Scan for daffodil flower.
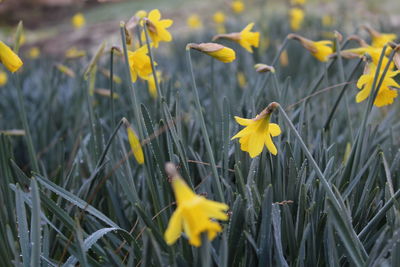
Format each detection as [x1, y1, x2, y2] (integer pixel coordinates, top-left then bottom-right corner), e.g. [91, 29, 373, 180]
[231, 102, 281, 158]
[341, 46, 393, 67]
[142, 9, 173, 48]
[356, 63, 399, 107]
[0, 70, 7, 86]
[164, 163, 229, 247]
[72, 13, 85, 29]
[289, 8, 304, 31]
[188, 43, 236, 63]
[213, 23, 260, 53]
[126, 126, 144, 164]
[0, 40, 23, 72]
[187, 14, 203, 29]
[231, 1, 245, 14]
[144, 71, 162, 99]
[65, 47, 86, 59]
[288, 34, 333, 62]
[362, 25, 397, 48]
[128, 44, 155, 82]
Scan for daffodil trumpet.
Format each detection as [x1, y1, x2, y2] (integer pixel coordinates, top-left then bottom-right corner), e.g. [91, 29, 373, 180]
[187, 42, 236, 63]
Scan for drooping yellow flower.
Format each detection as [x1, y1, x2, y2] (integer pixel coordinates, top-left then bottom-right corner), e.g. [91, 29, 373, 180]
[213, 23, 259, 53]
[65, 47, 86, 59]
[71, 13, 86, 29]
[341, 46, 393, 67]
[144, 71, 162, 99]
[289, 8, 304, 31]
[28, 47, 40, 59]
[213, 11, 225, 24]
[187, 14, 203, 29]
[231, 1, 245, 14]
[187, 43, 236, 63]
[141, 9, 173, 48]
[231, 103, 281, 157]
[0, 40, 23, 72]
[362, 25, 397, 48]
[0, 70, 7, 86]
[356, 63, 399, 107]
[288, 34, 333, 62]
[127, 45, 155, 82]
[126, 126, 144, 164]
[237, 71, 247, 88]
[164, 163, 229, 247]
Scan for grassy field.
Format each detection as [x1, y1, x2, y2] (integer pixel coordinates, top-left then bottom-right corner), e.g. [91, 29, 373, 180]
[1, 0, 400, 266]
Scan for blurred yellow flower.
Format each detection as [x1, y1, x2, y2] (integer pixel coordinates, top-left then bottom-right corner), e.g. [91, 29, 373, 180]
[362, 25, 397, 48]
[232, 103, 281, 157]
[231, 1, 245, 14]
[188, 43, 236, 63]
[127, 126, 144, 164]
[164, 163, 229, 247]
[0, 40, 23, 72]
[72, 13, 86, 29]
[65, 47, 86, 59]
[322, 15, 334, 27]
[187, 14, 203, 29]
[290, 0, 306, 5]
[0, 70, 7, 86]
[237, 71, 247, 88]
[341, 46, 393, 67]
[56, 64, 75, 78]
[142, 9, 173, 48]
[144, 71, 162, 99]
[288, 34, 333, 62]
[135, 10, 147, 19]
[28, 47, 40, 59]
[213, 11, 225, 24]
[213, 23, 259, 53]
[289, 8, 304, 31]
[280, 49, 289, 66]
[356, 63, 399, 107]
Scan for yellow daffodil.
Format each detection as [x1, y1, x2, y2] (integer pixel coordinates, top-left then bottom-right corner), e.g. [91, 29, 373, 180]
[231, 102, 281, 157]
[187, 14, 203, 29]
[127, 45, 155, 82]
[135, 10, 147, 19]
[144, 71, 162, 99]
[72, 13, 86, 29]
[341, 46, 393, 67]
[213, 11, 225, 24]
[188, 43, 236, 63]
[164, 163, 229, 247]
[0, 40, 23, 72]
[28, 47, 40, 59]
[288, 34, 333, 62]
[362, 25, 397, 48]
[0, 70, 7, 86]
[65, 47, 86, 59]
[289, 8, 304, 31]
[237, 71, 247, 88]
[231, 1, 245, 14]
[142, 9, 173, 48]
[356, 63, 399, 107]
[126, 125, 144, 164]
[213, 23, 259, 53]
[280, 49, 289, 66]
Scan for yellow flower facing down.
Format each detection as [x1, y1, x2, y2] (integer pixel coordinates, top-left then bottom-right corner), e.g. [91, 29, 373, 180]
[28, 47, 40, 59]
[123, 120, 145, 165]
[288, 34, 333, 62]
[356, 63, 399, 107]
[362, 25, 397, 48]
[0, 71, 7, 86]
[142, 9, 173, 48]
[164, 163, 229, 247]
[231, 1, 245, 14]
[213, 11, 225, 24]
[0, 41, 23, 72]
[341, 46, 393, 67]
[188, 43, 236, 63]
[65, 47, 86, 59]
[72, 13, 86, 29]
[128, 45, 155, 82]
[187, 14, 203, 29]
[232, 102, 281, 157]
[213, 23, 260, 53]
[289, 8, 304, 31]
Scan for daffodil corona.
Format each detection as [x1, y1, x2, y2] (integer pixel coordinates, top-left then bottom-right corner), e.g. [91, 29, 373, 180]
[232, 102, 281, 157]
[356, 63, 399, 107]
[213, 23, 260, 53]
[164, 163, 229, 247]
[142, 9, 173, 48]
[0, 41, 23, 72]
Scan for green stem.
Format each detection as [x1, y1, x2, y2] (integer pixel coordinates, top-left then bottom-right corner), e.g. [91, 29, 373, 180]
[109, 48, 115, 130]
[186, 48, 225, 202]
